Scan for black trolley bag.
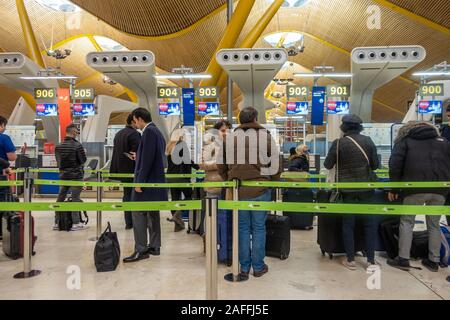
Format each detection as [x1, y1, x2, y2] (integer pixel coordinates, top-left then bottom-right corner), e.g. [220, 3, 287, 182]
[266, 188, 291, 261]
[94, 222, 120, 272]
[316, 190, 364, 259]
[187, 187, 205, 234]
[57, 197, 88, 232]
[2, 192, 37, 259]
[282, 188, 314, 230]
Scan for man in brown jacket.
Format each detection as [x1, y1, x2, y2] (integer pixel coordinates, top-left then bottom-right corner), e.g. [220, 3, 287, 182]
[218, 107, 281, 281]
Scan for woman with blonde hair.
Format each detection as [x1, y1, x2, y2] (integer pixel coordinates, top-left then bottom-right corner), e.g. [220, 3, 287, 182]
[166, 128, 199, 232]
[288, 144, 310, 172]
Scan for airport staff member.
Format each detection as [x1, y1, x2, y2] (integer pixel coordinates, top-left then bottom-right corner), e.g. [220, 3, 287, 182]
[123, 108, 167, 263]
[54, 124, 88, 231]
[110, 113, 141, 229]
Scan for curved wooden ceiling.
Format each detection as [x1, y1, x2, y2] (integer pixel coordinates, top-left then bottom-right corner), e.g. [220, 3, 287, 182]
[0, 0, 448, 124]
[71, 0, 227, 36]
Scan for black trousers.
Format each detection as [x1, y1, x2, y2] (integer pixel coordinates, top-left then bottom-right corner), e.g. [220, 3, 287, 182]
[123, 187, 133, 227]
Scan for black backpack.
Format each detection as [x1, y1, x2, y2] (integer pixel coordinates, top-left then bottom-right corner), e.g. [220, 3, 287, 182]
[94, 222, 121, 272]
[58, 212, 73, 231]
[57, 198, 89, 232]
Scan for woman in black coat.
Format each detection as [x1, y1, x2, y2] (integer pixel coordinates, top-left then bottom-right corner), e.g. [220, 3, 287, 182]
[288, 145, 310, 172]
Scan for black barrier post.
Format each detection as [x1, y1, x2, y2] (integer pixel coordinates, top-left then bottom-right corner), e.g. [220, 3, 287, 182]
[89, 171, 103, 241]
[14, 168, 41, 279]
[205, 197, 218, 300]
[224, 179, 240, 282]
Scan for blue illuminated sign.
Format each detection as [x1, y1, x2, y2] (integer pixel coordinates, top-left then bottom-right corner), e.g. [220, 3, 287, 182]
[311, 87, 326, 125]
[182, 88, 195, 126]
[36, 103, 58, 117]
[286, 101, 309, 115]
[159, 102, 181, 116]
[418, 100, 442, 114]
[72, 103, 95, 116]
[327, 101, 350, 115]
[198, 102, 220, 116]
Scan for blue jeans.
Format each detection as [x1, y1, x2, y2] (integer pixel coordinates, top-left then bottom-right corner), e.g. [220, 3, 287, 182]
[238, 189, 272, 273]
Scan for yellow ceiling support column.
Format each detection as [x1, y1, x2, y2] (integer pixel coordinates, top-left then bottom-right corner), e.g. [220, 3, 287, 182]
[16, 90, 36, 109]
[15, 0, 44, 109]
[216, 0, 285, 88]
[87, 35, 103, 52]
[15, 0, 45, 68]
[200, 0, 256, 87]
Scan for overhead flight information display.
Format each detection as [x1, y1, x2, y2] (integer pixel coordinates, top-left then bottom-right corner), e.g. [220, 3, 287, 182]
[420, 83, 443, 97]
[327, 101, 350, 115]
[196, 86, 220, 117]
[72, 103, 96, 116]
[198, 102, 220, 116]
[195, 86, 219, 99]
[34, 88, 57, 100]
[286, 85, 309, 99]
[286, 101, 308, 115]
[72, 88, 95, 101]
[326, 85, 350, 97]
[418, 100, 442, 114]
[159, 102, 181, 116]
[158, 87, 180, 99]
[36, 103, 58, 117]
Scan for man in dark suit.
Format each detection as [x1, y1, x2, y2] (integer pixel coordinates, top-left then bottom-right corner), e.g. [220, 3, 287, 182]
[123, 108, 168, 263]
[110, 114, 141, 229]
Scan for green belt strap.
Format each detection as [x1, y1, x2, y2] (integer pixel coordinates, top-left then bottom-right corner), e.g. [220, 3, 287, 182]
[219, 201, 450, 216]
[0, 200, 201, 212]
[33, 179, 234, 188]
[103, 173, 205, 179]
[0, 181, 24, 187]
[240, 181, 450, 189]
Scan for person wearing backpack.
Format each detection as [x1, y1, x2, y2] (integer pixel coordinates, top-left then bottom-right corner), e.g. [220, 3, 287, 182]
[324, 114, 380, 272]
[54, 124, 88, 231]
[387, 121, 450, 272]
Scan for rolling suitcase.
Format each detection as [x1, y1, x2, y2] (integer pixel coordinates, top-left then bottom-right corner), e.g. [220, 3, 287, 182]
[187, 188, 205, 234]
[266, 214, 290, 260]
[440, 225, 450, 267]
[217, 209, 232, 265]
[316, 190, 364, 259]
[380, 218, 429, 259]
[282, 188, 314, 230]
[2, 212, 37, 259]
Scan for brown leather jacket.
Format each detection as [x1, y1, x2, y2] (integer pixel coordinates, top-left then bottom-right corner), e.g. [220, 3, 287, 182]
[217, 122, 282, 200]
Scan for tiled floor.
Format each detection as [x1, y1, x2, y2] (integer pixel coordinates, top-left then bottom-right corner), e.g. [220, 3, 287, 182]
[0, 199, 448, 300]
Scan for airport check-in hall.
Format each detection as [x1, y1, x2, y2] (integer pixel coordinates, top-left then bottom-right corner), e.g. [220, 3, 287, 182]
[0, 0, 449, 305]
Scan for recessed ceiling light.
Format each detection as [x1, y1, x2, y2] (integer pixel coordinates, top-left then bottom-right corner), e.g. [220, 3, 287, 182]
[35, 0, 81, 13]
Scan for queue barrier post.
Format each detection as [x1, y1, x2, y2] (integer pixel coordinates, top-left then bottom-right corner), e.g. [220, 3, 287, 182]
[89, 171, 103, 242]
[14, 169, 41, 279]
[224, 179, 240, 282]
[205, 196, 218, 300]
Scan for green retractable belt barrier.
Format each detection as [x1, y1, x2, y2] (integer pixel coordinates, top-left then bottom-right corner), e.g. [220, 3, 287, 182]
[219, 201, 450, 216]
[0, 180, 23, 187]
[102, 173, 206, 179]
[33, 179, 234, 189]
[240, 181, 450, 189]
[0, 200, 202, 212]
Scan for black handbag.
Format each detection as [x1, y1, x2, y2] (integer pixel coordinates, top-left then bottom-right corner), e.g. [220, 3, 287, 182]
[329, 138, 343, 203]
[94, 222, 121, 272]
